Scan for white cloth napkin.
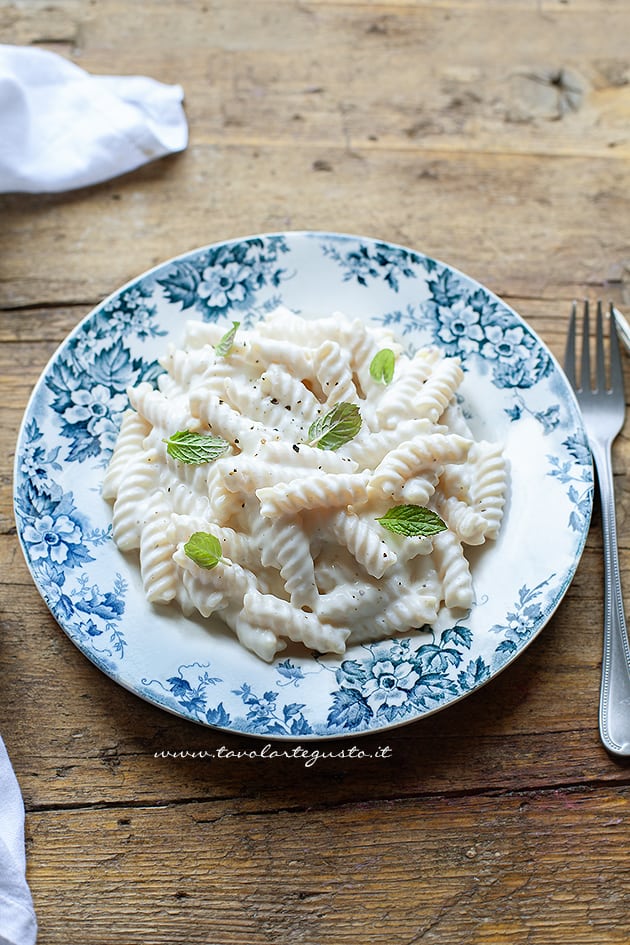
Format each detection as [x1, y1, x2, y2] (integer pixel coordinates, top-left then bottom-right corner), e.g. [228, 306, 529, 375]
[0, 44, 188, 193]
[0, 738, 37, 945]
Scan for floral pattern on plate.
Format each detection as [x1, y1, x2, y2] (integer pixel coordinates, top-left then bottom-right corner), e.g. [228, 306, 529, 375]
[14, 231, 593, 739]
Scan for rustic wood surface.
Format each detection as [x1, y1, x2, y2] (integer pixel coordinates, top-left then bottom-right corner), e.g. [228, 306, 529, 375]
[2, 1, 630, 943]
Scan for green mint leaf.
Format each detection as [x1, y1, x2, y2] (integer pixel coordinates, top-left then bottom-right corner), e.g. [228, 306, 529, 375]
[376, 505, 447, 538]
[184, 532, 224, 569]
[307, 402, 362, 451]
[214, 320, 240, 357]
[369, 348, 395, 385]
[164, 430, 229, 464]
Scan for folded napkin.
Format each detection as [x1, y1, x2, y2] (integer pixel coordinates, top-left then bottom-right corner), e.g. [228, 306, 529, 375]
[0, 738, 37, 945]
[0, 44, 188, 193]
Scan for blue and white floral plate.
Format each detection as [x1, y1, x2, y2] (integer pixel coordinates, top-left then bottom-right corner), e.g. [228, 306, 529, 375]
[14, 232, 593, 740]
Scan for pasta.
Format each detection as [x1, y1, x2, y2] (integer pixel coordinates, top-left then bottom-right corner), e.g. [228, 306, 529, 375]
[104, 307, 508, 662]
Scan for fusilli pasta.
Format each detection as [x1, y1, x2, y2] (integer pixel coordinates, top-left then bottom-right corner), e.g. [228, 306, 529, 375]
[104, 307, 507, 661]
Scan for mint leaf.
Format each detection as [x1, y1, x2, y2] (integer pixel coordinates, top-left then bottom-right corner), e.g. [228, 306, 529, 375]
[376, 505, 447, 538]
[307, 402, 362, 451]
[369, 348, 395, 385]
[214, 320, 240, 357]
[184, 532, 224, 569]
[164, 430, 229, 464]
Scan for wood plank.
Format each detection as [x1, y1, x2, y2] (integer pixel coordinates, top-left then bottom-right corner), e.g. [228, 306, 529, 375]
[0, 306, 83, 342]
[1, 0, 630, 308]
[2, 148, 630, 309]
[2, 0, 630, 159]
[25, 786, 630, 944]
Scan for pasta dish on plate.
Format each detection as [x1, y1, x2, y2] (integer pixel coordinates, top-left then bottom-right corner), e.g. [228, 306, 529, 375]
[103, 306, 507, 662]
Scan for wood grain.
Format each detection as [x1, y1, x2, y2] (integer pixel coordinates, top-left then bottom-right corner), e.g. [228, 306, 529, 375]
[2, 1, 630, 309]
[26, 788, 630, 945]
[2, 1, 630, 942]
[2, 150, 630, 309]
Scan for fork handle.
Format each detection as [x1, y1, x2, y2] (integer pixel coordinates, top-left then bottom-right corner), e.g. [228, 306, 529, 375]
[591, 438, 630, 758]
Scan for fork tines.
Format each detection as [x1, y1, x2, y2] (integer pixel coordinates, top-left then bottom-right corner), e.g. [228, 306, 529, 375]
[565, 299, 624, 396]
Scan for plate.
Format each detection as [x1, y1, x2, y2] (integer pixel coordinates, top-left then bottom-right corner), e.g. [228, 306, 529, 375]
[14, 232, 593, 740]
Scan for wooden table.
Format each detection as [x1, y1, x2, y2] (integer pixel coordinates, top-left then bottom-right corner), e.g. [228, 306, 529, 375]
[2, 2, 630, 942]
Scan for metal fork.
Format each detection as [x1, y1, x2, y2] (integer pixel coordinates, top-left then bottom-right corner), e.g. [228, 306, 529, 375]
[565, 300, 630, 758]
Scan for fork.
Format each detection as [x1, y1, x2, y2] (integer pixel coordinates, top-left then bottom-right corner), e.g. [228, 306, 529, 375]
[565, 300, 630, 758]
